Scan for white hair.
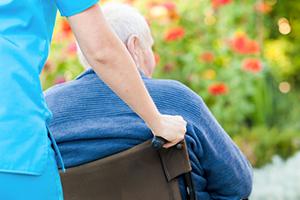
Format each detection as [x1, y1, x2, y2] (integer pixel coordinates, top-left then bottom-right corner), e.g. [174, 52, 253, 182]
[77, 3, 152, 69]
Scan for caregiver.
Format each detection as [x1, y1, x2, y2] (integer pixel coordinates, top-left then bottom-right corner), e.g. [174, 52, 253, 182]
[0, 1, 187, 199]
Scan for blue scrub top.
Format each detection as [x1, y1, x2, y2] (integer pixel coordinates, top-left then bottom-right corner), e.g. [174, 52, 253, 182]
[0, 0, 98, 175]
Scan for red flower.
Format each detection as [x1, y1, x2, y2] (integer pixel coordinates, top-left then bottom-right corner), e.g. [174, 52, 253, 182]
[212, 0, 232, 8]
[246, 40, 260, 54]
[208, 83, 229, 96]
[231, 34, 247, 52]
[61, 20, 72, 35]
[164, 27, 185, 42]
[242, 58, 263, 73]
[200, 52, 215, 63]
[255, 2, 272, 14]
[230, 34, 260, 54]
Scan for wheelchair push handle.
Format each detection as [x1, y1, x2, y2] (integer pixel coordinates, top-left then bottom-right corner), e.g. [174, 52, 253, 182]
[151, 136, 183, 150]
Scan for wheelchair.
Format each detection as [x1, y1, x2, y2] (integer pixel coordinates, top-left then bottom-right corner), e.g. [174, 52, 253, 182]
[59, 138, 195, 200]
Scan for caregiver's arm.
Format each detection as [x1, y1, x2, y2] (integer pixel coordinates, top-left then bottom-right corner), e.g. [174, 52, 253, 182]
[67, 4, 186, 148]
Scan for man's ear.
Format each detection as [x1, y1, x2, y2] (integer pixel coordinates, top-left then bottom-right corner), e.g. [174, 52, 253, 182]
[126, 35, 139, 63]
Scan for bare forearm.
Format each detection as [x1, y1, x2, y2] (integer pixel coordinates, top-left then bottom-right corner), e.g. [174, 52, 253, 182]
[68, 4, 161, 131]
[88, 33, 162, 130]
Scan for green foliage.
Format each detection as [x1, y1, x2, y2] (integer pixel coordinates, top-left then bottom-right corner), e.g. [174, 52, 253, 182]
[264, 0, 300, 82]
[233, 127, 300, 167]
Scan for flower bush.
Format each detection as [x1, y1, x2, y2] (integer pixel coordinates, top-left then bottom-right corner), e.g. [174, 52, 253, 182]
[145, 0, 272, 133]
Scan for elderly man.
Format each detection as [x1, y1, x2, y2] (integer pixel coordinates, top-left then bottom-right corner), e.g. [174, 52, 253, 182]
[45, 3, 253, 200]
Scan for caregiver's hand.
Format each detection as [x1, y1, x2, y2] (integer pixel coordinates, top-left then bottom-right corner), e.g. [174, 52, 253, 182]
[149, 114, 187, 148]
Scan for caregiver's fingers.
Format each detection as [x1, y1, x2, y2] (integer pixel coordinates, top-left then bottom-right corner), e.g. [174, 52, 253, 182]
[151, 114, 187, 146]
[163, 137, 185, 149]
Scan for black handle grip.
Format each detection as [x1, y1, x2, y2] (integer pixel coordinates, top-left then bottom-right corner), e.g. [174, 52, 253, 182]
[151, 136, 183, 150]
[151, 136, 167, 150]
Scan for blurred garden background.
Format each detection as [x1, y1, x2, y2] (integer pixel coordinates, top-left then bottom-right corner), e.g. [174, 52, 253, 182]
[42, 0, 300, 199]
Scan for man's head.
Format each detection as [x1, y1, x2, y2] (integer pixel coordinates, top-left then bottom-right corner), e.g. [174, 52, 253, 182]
[77, 3, 156, 77]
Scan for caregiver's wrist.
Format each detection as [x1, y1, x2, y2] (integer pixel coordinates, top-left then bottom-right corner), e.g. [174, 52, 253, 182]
[145, 111, 163, 135]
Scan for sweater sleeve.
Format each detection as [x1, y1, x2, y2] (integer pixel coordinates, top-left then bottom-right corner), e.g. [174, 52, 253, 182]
[149, 80, 253, 199]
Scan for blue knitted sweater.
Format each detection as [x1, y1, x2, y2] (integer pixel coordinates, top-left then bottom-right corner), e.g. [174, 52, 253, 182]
[45, 69, 253, 200]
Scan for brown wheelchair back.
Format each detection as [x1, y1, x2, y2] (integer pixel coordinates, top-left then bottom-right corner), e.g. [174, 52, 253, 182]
[59, 139, 196, 200]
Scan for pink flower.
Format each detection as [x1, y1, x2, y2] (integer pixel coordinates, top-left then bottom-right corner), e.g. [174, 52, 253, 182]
[212, 0, 232, 8]
[162, 2, 176, 12]
[54, 76, 66, 85]
[162, 2, 179, 20]
[66, 42, 77, 55]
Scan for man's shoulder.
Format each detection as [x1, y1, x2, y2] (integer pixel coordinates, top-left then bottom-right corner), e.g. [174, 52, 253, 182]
[43, 77, 91, 107]
[44, 71, 95, 98]
[145, 78, 193, 95]
[144, 78, 204, 109]
[44, 80, 75, 97]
